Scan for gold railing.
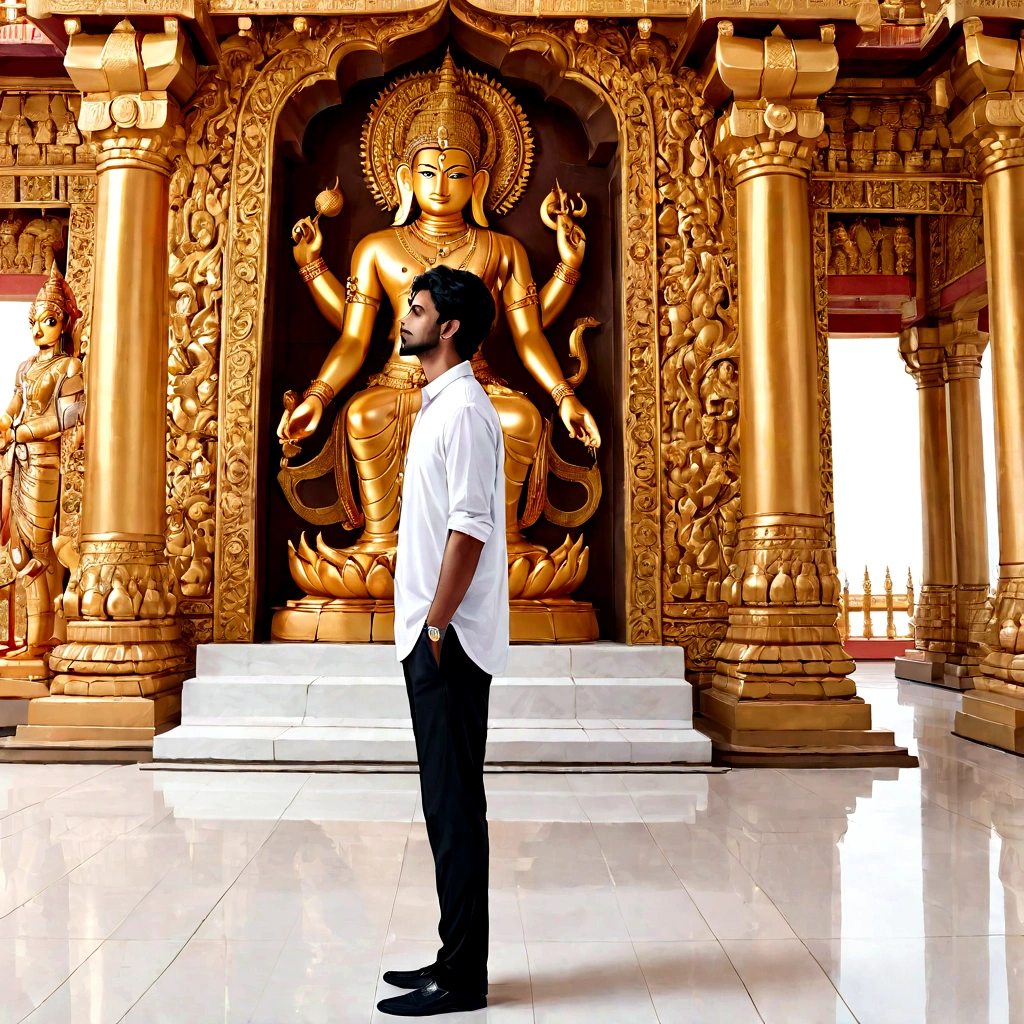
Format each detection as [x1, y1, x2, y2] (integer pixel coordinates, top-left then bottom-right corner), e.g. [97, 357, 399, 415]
[839, 566, 915, 640]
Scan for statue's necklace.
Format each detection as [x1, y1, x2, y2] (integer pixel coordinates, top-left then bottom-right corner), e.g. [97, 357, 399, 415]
[397, 225, 477, 269]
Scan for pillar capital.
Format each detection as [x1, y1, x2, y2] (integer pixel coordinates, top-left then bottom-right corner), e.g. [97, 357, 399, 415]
[713, 22, 839, 184]
[899, 326, 947, 389]
[64, 18, 196, 175]
[940, 315, 989, 381]
[948, 18, 1024, 179]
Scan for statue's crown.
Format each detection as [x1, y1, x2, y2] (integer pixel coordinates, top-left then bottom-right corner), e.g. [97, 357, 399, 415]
[362, 52, 533, 217]
[403, 53, 482, 166]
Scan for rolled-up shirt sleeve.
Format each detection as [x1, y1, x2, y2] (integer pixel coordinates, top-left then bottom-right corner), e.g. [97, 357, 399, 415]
[444, 403, 498, 544]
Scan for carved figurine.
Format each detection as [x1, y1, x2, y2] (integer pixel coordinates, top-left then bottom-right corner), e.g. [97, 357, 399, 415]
[276, 55, 602, 640]
[0, 265, 84, 682]
[894, 218, 914, 275]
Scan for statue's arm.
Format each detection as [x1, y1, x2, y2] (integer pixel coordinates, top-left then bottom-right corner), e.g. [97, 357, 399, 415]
[0, 365, 25, 444]
[539, 273, 578, 330]
[314, 238, 383, 395]
[504, 239, 600, 449]
[503, 239, 571, 396]
[537, 190, 586, 329]
[291, 215, 347, 332]
[306, 272, 348, 333]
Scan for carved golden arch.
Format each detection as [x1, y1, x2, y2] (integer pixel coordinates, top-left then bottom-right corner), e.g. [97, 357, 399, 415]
[213, 4, 696, 645]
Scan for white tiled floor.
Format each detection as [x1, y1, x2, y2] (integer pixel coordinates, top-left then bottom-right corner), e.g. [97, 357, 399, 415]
[3, 663, 1024, 1021]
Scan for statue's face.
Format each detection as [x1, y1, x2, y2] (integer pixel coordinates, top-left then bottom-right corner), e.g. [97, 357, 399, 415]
[29, 305, 64, 350]
[408, 147, 478, 216]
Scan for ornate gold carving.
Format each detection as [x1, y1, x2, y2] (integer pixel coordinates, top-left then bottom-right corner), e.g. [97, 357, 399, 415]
[928, 213, 985, 298]
[818, 96, 964, 176]
[0, 211, 67, 275]
[812, 210, 836, 556]
[811, 177, 978, 214]
[0, 90, 89, 168]
[166, 43, 259, 647]
[361, 52, 533, 217]
[216, 11, 445, 640]
[216, 11, 663, 643]
[826, 215, 914, 276]
[653, 53, 739, 670]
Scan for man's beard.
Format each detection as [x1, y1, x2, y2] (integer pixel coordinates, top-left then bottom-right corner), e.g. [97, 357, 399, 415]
[399, 329, 440, 357]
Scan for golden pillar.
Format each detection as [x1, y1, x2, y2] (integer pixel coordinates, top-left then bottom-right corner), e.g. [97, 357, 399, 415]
[699, 23, 913, 765]
[896, 327, 957, 682]
[943, 316, 991, 682]
[949, 20, 1024, 753]
[12, 20, 196, 747]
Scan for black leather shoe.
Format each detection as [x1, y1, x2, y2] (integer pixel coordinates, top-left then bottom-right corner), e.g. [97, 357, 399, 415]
[382, 964, 435, 989]
[376, 980, 486, 1016]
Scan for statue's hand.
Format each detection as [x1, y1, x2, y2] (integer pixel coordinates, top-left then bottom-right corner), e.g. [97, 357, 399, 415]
[559, 395, 601, 450]
[278, 396, 323, 443]
[291, 216, 324, 269]
[556, 212, 585, 270]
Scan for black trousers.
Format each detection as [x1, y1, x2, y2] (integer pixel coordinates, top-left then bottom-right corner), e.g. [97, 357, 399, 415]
[402, 626, 491, 995]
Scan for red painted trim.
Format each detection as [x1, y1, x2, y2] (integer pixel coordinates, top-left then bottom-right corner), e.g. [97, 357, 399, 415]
[828, 312, 903, 334]
[0, 275, 46, 301]
[844, 639, 914, 660]
[829, 275, 914, 297]
[938, 264, 987, 311]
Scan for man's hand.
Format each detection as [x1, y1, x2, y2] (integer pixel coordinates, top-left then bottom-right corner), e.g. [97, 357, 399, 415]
[428, 631, 442, 666]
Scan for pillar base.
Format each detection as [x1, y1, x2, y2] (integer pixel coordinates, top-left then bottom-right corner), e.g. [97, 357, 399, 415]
[954, 689, 1024, 756]
[894, 651, 977, 691]
[696, 688, 918, 767]
[0, 657, 52, 698]
[2, 691, 181, 750]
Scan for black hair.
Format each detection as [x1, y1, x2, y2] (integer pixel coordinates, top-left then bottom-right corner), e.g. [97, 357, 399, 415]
[410, 265, 496, 361]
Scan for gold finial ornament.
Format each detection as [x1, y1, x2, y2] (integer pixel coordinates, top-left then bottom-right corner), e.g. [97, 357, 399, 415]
[360, 52, 533, 218]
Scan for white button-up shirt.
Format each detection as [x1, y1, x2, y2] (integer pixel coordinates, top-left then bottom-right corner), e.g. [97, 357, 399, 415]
[394, 360, 509, 675]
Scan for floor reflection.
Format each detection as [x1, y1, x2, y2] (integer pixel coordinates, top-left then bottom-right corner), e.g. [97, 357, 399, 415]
[1, 664, 1024, 1021]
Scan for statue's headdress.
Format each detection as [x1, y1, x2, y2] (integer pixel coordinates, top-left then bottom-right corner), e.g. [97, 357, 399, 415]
[361, 53, 533, 220]
[31, 262, 81, 351]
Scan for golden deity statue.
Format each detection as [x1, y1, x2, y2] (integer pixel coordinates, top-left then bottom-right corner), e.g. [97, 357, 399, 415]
[276, 54, 603, 643]
[0, 264, 84, 694]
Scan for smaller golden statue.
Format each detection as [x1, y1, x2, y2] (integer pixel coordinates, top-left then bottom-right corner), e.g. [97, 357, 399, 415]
[0, 264, 84, 694]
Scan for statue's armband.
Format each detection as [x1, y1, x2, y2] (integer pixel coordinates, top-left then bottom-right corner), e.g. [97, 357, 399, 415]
[57, 373, 85, 431]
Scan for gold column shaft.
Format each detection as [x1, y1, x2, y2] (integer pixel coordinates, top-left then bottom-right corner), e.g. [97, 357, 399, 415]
[984, 165, 1024, 569]
[84, 161, 170, 544]
[946, 373, 989, 585]
[738, 169, 821, 517]
[919, 383, 955, 588]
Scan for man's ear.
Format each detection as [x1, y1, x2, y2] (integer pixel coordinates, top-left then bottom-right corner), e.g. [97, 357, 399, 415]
[440, 318, 461, 342]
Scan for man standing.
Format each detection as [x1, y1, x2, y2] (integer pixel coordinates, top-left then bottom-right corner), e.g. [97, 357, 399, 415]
[377, 266, 508, 1017]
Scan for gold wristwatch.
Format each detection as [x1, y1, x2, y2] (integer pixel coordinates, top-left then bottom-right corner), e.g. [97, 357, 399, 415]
[426, 624, 443, 643]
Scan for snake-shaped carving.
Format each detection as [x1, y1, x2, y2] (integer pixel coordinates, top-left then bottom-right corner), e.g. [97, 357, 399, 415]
[519, 316, 602, 530]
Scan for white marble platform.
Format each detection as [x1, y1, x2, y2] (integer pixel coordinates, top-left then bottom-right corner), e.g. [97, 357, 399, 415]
[153, 643, 711, 765]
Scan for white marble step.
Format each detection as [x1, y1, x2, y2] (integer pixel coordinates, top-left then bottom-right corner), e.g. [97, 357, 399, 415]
[181, 675, 694, 726]
[154, 642, 712, 766]
[154, 723, 711, 764]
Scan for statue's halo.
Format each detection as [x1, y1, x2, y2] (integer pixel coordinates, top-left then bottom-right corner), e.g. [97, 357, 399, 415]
[360, 57, 534, 217]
